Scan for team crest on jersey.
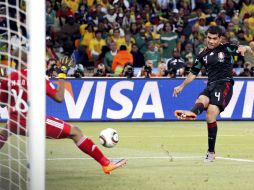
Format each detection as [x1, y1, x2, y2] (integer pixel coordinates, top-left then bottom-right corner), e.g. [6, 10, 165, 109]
[218, 52, 225, 62]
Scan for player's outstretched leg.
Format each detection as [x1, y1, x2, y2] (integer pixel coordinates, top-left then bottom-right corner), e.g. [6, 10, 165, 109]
[174, 110, 197, 120]
[102, 159, 128, 174]
[46, 116, 127, 174]
[174, 98, 207, 120]
[0, 127, 9, 149]
[70, 126, 127, 174]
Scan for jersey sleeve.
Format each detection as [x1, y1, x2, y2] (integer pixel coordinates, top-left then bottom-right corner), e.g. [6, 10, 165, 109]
[225, 43, 239, 54]
[190, 57, 203, 75]
[46, 78, 57, 97]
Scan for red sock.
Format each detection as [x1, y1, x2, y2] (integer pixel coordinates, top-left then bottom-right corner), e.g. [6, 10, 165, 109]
[207, 122, 217, 152]
[76, 137, 110, 166]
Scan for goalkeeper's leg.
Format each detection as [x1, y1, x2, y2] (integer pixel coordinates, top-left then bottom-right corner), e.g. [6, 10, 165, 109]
[0, 126, 9, 149]
[69, 126, 111, 167]
[46, 116, 110, 166]
[46, 116, 127, 174]
[71, 128, 127, 174]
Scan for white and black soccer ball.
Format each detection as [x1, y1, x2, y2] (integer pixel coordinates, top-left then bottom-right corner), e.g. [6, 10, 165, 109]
[99, 128, 119, 148]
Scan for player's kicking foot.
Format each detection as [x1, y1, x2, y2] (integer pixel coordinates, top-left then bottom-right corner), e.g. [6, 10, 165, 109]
[102, 159, 127, 174]
[174, 110, 197, 120]
[204, 151, 215, 162]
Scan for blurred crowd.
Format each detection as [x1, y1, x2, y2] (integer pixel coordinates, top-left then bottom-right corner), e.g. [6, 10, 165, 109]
[1, 0, 254, 78]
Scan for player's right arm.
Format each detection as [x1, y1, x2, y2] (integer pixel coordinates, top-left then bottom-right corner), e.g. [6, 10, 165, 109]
[173, 72, 197, 97]
[173, 55, 203, 97]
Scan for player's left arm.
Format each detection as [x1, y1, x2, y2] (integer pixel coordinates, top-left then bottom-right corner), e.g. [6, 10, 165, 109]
[46, 77, 65, 103]
[52, 79, 65, 102]
[47, 56, 74, 103]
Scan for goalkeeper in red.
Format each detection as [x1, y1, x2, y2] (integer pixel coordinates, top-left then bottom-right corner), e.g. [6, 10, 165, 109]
[0, 53, 127, 174]
[173, 26, 252, 162]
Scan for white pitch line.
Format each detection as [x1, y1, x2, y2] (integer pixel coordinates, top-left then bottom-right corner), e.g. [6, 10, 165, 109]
[217, 157, 254, 163]
[114, 134, 251, 138]
[45, 156, 254, 163]
[46, 156, 201, 161]
[1, 156, 254, 163]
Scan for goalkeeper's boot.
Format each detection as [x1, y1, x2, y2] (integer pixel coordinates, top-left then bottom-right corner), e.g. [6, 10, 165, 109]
[204, 151, 215, 162]
[102, 159, 127, 174]
[174, 110, 197, 120]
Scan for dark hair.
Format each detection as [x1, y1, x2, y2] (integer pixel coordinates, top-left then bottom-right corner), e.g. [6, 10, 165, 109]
[206, 26, 223, 37]
[163, 21, 173, 31]
[96, 45, 110, 65]
[113, 28, 120, 33]
[85, 23, 94, 31]
[131, 43, 138, 48]
[122, 62, 134, 78]
[119, 45, 127, 50]
[95, 30, 102, 35]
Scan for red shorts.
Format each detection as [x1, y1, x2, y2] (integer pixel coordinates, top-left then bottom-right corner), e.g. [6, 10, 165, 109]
[45, 116, 72, 139]
[8, 114, 72, 139]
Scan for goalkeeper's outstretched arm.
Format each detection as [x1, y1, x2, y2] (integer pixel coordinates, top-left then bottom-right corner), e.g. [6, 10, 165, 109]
[51, 56, 74, 103]
[173, 72, 197, 97]
[52, 78, 65, 102]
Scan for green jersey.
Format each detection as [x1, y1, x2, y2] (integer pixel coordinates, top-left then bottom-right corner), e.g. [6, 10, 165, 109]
[160, 32, 178, 58]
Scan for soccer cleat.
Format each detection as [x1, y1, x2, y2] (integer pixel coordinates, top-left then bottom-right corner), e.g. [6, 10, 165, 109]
[174, 110, 197, 120]
[102, 159, 127, 174]
[204, 151, 215, 162]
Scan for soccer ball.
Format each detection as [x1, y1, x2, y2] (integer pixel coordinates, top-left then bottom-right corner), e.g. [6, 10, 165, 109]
[99, 128, 119, 148]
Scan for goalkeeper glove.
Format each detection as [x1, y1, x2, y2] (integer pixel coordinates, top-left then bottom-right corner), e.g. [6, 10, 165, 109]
[57, 56, 74, 79]
[57, 65, 67, 79]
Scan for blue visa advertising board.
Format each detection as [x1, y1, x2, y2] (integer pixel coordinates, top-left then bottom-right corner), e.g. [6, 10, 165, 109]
[0, 78, 253, 121]
[45, 78, 254, 121]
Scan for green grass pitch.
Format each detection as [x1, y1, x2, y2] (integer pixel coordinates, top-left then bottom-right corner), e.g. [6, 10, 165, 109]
[1, 121, 254, 190]
[45, 121, 254, 190]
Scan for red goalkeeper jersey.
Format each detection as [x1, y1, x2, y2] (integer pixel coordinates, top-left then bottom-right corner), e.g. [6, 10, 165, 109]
[0, 69, 57, 134]
[0, 69, 72, 139]
[0, 69, 57, 114]
[0, 69, 28, 114]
